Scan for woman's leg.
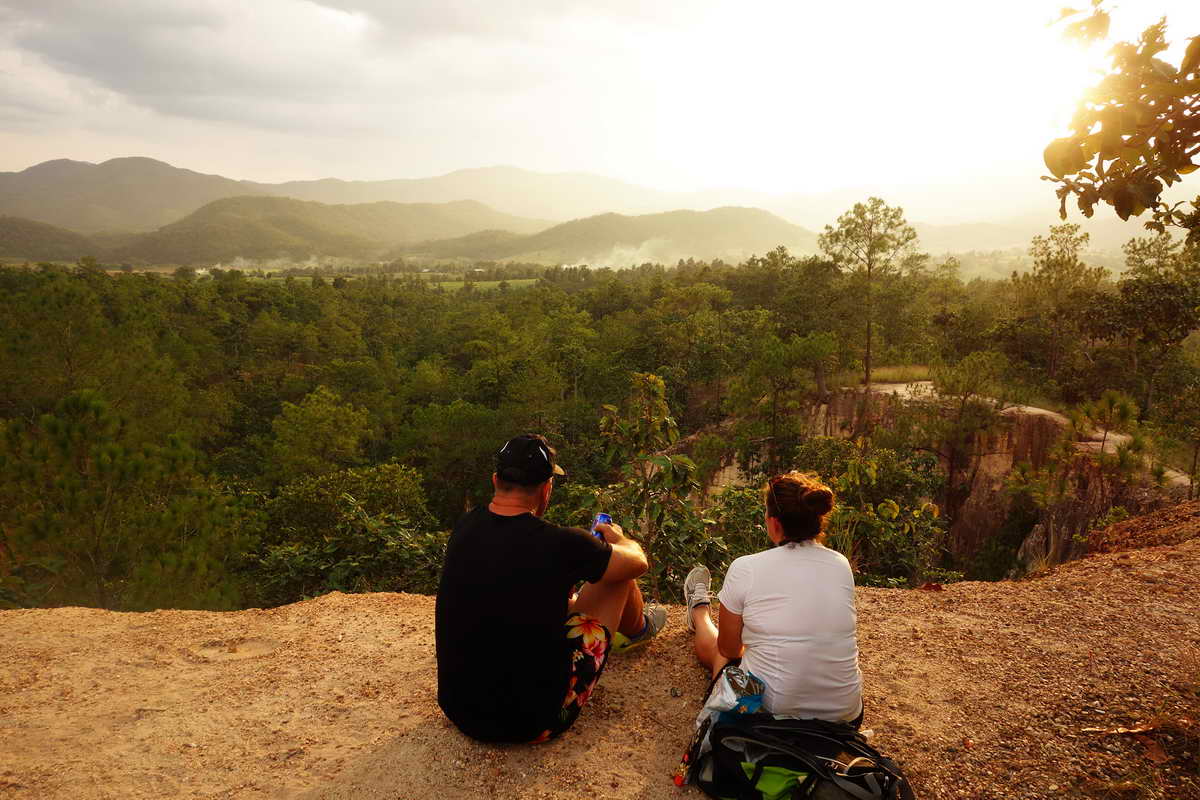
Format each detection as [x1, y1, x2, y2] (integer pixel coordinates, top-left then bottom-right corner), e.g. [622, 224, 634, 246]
[691, 605, 730, 679]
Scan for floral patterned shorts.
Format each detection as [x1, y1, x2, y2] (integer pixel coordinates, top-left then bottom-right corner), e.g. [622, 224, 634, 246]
[530, 613, 612, 743]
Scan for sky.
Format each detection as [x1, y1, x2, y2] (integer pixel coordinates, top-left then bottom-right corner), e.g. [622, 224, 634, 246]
[2, 0, 1199, 199]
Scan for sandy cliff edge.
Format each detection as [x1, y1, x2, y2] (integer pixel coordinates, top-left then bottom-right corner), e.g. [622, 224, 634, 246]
[2, 519, 1199, 800]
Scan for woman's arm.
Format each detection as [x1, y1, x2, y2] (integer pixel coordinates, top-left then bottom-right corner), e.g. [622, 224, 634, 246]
[717, 607, 745, 660]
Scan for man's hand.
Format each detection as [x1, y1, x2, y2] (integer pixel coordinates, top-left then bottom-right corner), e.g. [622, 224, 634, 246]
[594, 522, 624, 544]
[595, 520, 648, 582]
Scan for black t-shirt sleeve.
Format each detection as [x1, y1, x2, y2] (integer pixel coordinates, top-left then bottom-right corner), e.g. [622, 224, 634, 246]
[555, 524, 613, 584]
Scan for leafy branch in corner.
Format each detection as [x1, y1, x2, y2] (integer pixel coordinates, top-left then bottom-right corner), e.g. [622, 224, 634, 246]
[1045, 2, 1200, 242]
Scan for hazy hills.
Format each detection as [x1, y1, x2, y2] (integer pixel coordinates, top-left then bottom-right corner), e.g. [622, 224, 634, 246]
[0, 158, 266, 233]
[0, 196, 550, 264]
[0, 156, 1167, 262]
[119, 196, 550, 264]
[269, 165, 665, 223]
[0, 216, 98, 262]
[0, 158, 679, 234]
[1, 198, 815, 266]
[401, 207, 818, 264]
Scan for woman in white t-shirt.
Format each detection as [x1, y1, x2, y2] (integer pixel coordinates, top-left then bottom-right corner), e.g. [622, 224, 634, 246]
[683, 471, 863, 726]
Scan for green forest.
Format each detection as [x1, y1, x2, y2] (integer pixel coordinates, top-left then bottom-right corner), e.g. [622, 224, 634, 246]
[3, 197, 1200, 612]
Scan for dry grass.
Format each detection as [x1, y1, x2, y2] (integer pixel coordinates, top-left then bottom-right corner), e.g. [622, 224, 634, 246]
[1079, 652, 1200, 799]
[830, 364, 931, 387]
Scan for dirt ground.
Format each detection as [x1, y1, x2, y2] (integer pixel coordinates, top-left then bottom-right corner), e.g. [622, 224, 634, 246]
[3, 534, 1199, 800]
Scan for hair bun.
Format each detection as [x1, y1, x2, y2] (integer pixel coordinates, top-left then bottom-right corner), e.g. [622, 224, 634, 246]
[802, 488, 834, 515]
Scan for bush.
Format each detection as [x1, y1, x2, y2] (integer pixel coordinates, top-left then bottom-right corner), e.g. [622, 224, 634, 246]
[262, 463, 433, 548]
[0, 391, 252, 611]
[826, 499, 947, 586]
[542, 480, 603, 530]
[240, 463, 441, 606]
[254, 494, 447, 606]
[799, 439, 949, 585]
[782, 437, 944, 509]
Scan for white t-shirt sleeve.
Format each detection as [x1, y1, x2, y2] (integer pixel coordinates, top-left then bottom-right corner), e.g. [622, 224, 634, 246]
[717, 556, 752, 615]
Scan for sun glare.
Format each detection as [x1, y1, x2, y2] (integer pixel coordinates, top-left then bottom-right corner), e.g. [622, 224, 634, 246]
[621, 3, 1115, 195]
[621, 1, 1200, 196]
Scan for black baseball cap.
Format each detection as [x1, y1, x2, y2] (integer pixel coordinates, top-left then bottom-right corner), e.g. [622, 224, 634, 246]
[496, 434, 565, 486]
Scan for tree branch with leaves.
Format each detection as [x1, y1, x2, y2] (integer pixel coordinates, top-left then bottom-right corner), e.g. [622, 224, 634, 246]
[1046, 3, 1200, 242]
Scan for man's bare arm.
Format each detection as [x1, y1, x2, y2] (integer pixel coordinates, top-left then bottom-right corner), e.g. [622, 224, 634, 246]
[594, 522, 648, 583]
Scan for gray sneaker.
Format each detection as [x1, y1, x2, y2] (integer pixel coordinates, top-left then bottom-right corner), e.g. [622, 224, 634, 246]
[683, 565, 712, 631]
[612, 605, 667, 653]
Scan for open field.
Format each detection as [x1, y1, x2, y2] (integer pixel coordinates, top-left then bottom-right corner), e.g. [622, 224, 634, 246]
[425, 278, 537, 291]
[830, 365, 933, 387]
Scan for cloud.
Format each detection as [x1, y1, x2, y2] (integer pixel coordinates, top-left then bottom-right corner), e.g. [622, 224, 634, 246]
[9, 0, 1192, 207]
[0, 0, 708, 134]
[5, 1, 375, 121]
[0, 0, 725, 184]
[311, 0, 703, 43]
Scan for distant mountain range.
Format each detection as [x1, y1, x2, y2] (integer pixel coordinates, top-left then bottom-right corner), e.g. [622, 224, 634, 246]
[0, 157, 705, 233]
[1, 196, 549, 264]
[0, 216, 98, 262]
[117, 196, 549, 264]
[399, 207, 817, 264]
[0, 198, 814, 266]
[0, 158, 264, 233]
[0, 156, 1168, 262]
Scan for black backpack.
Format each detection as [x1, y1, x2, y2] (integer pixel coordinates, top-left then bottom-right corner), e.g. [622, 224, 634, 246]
[686, 713, 915, 800]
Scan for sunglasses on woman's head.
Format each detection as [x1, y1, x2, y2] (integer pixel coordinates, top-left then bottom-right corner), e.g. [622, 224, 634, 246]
[767, 476, 783, 511]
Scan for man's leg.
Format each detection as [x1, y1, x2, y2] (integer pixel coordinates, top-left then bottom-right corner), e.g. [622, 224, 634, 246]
[572, 578, 645, 636]
[615, 580, 646, 637]
[691, 605, 730, 679]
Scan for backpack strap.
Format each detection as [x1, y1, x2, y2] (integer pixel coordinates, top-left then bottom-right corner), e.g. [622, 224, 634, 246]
[698, 714, 909, 800]
[828, 772, 884, 800]
[751, 728, 892, 800]
[746, 761, 768, 799]
[791, 770, 820, 799]
[758, 720, 908, 798]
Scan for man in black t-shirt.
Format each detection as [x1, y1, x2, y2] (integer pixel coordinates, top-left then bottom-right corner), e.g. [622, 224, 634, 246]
[435, 433, 667, 743]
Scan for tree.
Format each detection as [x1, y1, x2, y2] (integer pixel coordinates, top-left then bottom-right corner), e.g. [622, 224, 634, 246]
[1010, 224, 1109, 384]
[1086, 389, 1137, 455]
[1091, 269, 1200, 413]
[0, 392, 249, 610]
[268, 385, 371, 485]
[255, 496, 446, 606]
[1121, 233, 1198, 280]
[0, 268, 193, 442]
[730, 331, 838, 470]
[598, 373, 699, 600]
[929, 256, 965, 316]
[818, 198, 925, 385]
[1156, 376, 1200, 499]
[263, 463, 434, 549]
[1046, 6, 1200, 242]
[398, 400, 505, 523]
[643, 284, 739, 427]
[889, 351, 1012, 524]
